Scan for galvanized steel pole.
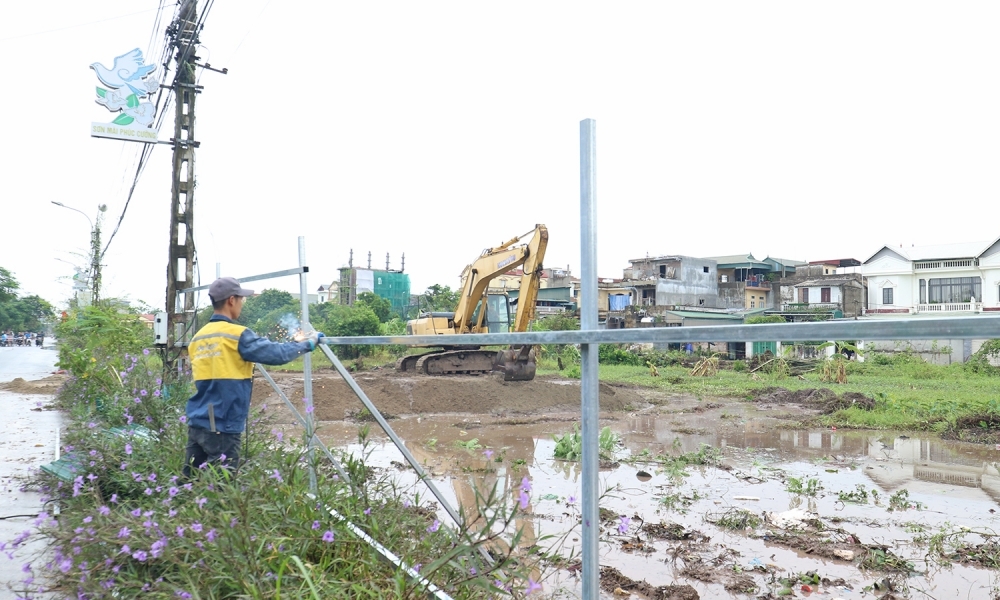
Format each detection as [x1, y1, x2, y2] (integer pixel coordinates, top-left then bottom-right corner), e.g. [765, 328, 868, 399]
[579, 118, 599, 599]
[298, 237, 317, 493]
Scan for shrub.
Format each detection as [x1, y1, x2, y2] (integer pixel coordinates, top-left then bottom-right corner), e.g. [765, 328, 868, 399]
[598, 344, 644, 366]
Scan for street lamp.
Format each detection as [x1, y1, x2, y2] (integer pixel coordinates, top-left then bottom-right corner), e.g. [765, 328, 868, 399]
[51, 201, 106, 306]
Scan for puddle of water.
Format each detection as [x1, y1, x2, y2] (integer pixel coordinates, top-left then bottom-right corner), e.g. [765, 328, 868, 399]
[315, 414, 1000, 598]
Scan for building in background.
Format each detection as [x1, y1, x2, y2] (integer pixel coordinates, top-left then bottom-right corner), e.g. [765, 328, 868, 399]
[338, 251, 411, 319]
[862, 240, 1000, 314]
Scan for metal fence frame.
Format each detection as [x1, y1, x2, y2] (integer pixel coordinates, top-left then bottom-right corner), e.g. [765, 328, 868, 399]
[178, 120, 1000, 599]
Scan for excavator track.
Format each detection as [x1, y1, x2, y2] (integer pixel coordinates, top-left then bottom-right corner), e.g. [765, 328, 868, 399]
[415, 349, 499, 376]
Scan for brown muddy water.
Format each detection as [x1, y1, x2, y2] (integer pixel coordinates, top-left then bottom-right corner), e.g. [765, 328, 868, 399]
[308, 408, 1000, 600]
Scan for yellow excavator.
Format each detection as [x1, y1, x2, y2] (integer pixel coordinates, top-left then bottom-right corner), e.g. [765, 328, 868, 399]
[397, 224, 549, 381]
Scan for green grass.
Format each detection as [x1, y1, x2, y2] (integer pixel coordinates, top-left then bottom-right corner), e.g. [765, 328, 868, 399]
[540, 357, 1000, 432]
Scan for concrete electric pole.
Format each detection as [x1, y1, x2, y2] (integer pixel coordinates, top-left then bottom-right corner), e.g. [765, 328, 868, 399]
[165, 0, 200, 369]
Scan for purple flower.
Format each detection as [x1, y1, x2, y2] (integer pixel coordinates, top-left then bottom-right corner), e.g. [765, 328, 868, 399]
[176, 591, 192, 599]
[98, 506, 110, 516]
[124, 444, 132, 455]
[312, 521, 321, 530]
[272, 429, 284, 442]
[176, 526, 185, 538]
[364, 507, 371, 515]
[179, 415, 187, 424]
[58, 558, 73, 573]
[143, 349, 150, 356]
[403, 498, 411, 508]
[169, 509, 177, 517]
[483, 449, 494, 459]
[168, 487, 179, 497]
[153, 389, 161, 397]
[191, 522, 203, 533]
[617, 515, 631, 535]
[427, 520, 440, 533]
[144, 488, 153, 496]
[230, 517, 238, 528]
[140, 389, 148, 396]
[110, 494, 118, 504]
[519, 490, 530, 510]
[206, 529, 217, 542]
[270, 470, 283, 483]
[196, 497, 207, 508]
[527, 578, 543, 595]
[413, 563, 421, 573]
[521, 477, 532, 493]
[305, 404, 314, 414]
[322, 530, 335, 543]
[117, 527, 130, 539]
[132, 549, 147, 562]
[148, 473, 157, 482]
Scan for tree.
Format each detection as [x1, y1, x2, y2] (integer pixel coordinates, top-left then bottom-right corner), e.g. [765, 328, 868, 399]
[0, 268, 55, 332]
[0, 267, 19, 303]
[239, 289, 296, 328]
[327, 304, 381, 358]
[356, 291, 392, 323]
[421, 284, 460, 313]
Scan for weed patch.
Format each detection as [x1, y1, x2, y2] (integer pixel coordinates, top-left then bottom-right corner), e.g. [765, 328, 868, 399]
[705, 508, 761, 531]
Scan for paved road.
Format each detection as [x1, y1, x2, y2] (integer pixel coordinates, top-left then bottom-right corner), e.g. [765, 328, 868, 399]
[0, 344, 59, 383]
[0, 343, 61, 598]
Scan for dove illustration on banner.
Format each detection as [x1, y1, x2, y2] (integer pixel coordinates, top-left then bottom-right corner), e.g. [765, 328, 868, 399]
[91, 48, 159, 128]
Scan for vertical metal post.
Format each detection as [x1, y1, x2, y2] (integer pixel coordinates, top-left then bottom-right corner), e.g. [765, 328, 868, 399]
[579, 118, 599, 600]
[298, 237, 317, 492]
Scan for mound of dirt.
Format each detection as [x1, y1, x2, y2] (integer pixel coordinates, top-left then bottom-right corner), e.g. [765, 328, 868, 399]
[941, 413, 1000, 445]
[253, 370, 641, 420]
[599, 566, 700, 599]
[0, 375, 66, 395]
[751, 387, 874, 414]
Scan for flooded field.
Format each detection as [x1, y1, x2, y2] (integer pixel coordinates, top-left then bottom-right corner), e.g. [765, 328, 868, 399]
[258, 372, 1000, 598]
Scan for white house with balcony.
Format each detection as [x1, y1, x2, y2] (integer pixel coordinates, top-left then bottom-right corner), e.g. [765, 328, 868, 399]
[862, 239, 1000, 314]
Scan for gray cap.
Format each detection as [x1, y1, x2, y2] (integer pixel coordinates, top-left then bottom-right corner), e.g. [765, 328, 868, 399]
[208, 277, 254, 303]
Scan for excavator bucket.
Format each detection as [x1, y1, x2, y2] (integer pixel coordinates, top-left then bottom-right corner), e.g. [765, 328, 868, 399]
[496, 346, 537, 382]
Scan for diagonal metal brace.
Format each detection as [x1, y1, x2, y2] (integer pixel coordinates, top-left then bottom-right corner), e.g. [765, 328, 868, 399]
[254, 364, 353, 486]
[306, 493, 455, 600]
[317, 344, 466, 527]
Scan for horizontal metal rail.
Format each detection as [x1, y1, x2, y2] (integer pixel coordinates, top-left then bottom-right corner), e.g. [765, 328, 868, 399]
[177, 266, 308, 294]
[318, 315, 1000, 346]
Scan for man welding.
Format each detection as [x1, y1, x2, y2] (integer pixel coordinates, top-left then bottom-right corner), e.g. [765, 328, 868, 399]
[184, 277, 321, 477]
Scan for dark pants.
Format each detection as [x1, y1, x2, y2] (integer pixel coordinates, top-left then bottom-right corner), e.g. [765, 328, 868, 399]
[183, 426, 242, 478]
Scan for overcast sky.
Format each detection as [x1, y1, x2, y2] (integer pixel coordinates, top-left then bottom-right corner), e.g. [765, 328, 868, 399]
[3, 1, 998, 311]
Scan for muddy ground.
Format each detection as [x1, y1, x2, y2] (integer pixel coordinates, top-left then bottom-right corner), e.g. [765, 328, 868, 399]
[253, 369, 642, 421]
[250, 369, 1000, 599]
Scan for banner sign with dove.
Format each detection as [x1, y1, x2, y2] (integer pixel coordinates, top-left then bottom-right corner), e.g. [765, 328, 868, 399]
[90, 49, 161, 144]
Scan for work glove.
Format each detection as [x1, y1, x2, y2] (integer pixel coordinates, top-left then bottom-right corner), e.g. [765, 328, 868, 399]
[305, 331, 325, 351]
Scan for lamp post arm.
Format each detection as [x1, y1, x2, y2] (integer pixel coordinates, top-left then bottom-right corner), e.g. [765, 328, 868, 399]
[50, 201, 93, 230]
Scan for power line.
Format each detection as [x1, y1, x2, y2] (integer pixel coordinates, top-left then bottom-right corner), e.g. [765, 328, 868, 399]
[0, 8, 161, 43]
[102, 0, 220, 260]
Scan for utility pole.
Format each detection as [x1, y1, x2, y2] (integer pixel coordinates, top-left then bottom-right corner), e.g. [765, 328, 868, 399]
[90, 206, 106, 306]
[165, 0, 200, 369]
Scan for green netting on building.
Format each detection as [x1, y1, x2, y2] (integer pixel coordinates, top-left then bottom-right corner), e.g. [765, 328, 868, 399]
[373, 271, 410, 318]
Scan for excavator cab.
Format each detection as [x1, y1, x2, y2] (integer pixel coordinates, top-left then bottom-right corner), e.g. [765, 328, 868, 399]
[485, 294, 511, 334]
